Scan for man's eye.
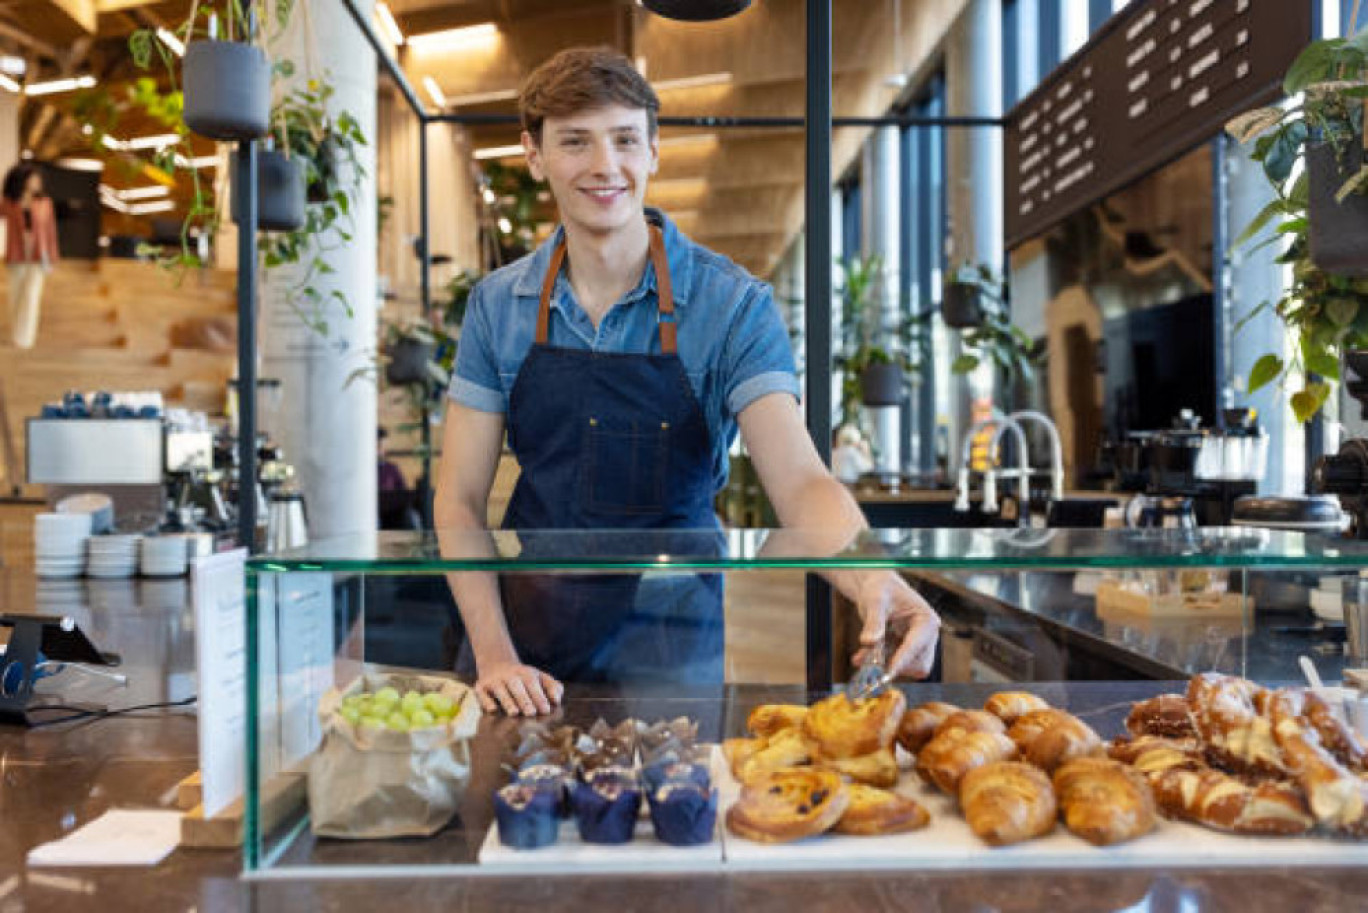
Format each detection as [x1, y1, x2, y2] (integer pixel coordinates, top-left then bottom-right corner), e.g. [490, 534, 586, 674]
[617, 136, 639, 146]
[561, 138, 585, 148]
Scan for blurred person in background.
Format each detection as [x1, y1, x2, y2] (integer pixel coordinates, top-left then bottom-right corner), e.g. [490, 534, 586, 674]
[1, 163, 58, 349]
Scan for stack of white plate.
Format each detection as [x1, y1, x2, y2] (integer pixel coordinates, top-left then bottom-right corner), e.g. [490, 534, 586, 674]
[55, 493, 115, 535]
[140, 536, 188, 577]
[34, 513, 91, 578]
[86, 534, 142, 578]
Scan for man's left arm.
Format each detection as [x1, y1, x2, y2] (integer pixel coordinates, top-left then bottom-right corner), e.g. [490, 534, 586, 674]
[737, 393, 940, 679]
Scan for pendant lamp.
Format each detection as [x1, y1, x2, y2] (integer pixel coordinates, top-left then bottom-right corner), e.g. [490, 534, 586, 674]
[639, 0, 752, 22]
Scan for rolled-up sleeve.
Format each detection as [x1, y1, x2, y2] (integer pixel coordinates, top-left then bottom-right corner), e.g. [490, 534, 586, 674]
[447, 283, 506, 413]
[720, 281, 801, 418]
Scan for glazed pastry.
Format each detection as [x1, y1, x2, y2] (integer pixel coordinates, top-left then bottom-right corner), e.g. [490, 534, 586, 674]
[803, 690, 906, 759]
[647, 781, 718, 846]
[896, 701, 960, 754]
[1125, 694, 1196, 739]
[1186, 673, 1286, 778]
[1269, 689, 1368, 836]
[933, 709, 1007, 740]
[1150, 766, 1313, 836]
[815, 746, 900, 788]
[725, 768, 850, 843]
[494, 783, 560, 849]
[733, 727, 813, 782]
[916, 729, 1018, 794]
[1052, 757, 1156, 846]
[1108, 736, 1204, 779]
[1023, 714, 1104, 774]
[1299, 689, 1368, 772]
[984, 691, 1051, 726]
[1007, 709, 1074, 754]
[832, 784, 931, 836]
[571, 766, 642, 844]
[959, 761, 1057, 846]
[747, 704, 809, 738]
[723, 737, 764, 780]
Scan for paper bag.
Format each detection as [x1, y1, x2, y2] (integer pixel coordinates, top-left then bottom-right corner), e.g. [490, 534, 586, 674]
[308, 668, 481, 839]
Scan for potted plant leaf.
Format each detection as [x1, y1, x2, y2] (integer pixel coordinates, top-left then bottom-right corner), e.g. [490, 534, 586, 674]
[946, 264, 1041, 381]
[833, 255, 930, 424]
[1226, 26, 1368, 422]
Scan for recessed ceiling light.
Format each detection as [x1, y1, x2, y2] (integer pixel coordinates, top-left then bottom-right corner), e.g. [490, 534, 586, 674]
[422, 76, 447, 109]
[375, 3, 405, 46]
[408, 22, 497, 53]
[25, 75, 96, 96]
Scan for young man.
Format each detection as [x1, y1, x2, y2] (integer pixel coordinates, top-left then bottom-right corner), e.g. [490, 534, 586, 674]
[435, 47, 939, 716]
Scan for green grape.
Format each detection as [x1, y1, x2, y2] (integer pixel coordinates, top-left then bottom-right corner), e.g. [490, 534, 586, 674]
[339, 705, 361, 725]
[423, 693, 454, 716]
[373, 686, 400, 707]
[385, 711, 410, 731]
[400, 690, 425, 714]
[408, 708, 436, 729]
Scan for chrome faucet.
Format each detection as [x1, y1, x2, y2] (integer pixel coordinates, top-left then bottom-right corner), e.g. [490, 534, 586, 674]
[954, 409, 1030, 516]
[1009, 410, 1065, 503]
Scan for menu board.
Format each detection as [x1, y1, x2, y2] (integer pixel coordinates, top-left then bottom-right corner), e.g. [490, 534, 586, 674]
[1005, 0, 1313, 248]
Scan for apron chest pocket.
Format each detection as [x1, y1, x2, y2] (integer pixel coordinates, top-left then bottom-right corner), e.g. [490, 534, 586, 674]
[581, 418, 670, 515]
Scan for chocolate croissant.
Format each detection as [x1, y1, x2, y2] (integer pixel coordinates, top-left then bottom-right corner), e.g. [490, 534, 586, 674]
[959, 761, 1057, 846]
[1052, 757, 1156, 846]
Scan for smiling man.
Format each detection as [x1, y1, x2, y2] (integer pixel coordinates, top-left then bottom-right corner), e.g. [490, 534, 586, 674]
[435, 46, 940, 716]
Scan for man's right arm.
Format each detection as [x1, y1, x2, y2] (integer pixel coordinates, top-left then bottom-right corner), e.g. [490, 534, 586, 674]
[433, 401, 562, 715]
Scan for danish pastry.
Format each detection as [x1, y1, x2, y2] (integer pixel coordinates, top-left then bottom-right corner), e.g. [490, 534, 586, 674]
[732, 727, 813, 782]
[1107, 735, 1204, 778]
[896, 701, 960, 754]
[1149, 766, 1313, 836]
[832, 784, 931, 836]
[803, 690, 906, 760]
[1124, 694, 1196, 740]
[984, 691, 1051, 726]
[959, 761, 1057, 846]
[747, 704, 809, 738]
[1268, 689, 1368, 836]
[916, 729, 1018, 794]
[1052, 757, 1156, 846]
[815, 746, 900, 788]
[725, 768, 849, 843]
[1186, 673, 1286, 778]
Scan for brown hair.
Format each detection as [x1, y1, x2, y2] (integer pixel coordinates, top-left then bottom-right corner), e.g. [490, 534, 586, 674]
[519, 47, 660, 144]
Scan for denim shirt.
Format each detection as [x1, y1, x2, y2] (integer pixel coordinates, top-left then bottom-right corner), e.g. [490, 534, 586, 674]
[448, 209, 799, 493]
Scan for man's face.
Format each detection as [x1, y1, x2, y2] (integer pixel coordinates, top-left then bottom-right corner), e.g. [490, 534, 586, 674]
[523, 104, 658, 239]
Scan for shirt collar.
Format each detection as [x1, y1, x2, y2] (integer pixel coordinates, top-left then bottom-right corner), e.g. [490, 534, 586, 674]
[511, 207, 695, 309]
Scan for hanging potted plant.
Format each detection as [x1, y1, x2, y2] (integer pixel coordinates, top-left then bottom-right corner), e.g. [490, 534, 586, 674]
[1226, 25, 1368, 421]
[833, 255, 930, 422]
[231, 139, 306, 231]
[947, 265, 1041, 381]
[942, 262, 991, 329]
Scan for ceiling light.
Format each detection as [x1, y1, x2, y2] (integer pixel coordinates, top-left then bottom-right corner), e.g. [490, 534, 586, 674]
[100, 134, 123, 151]
[408, 22, 497, 53]
[25, 75, 96, 96]
[100, 184, 171, 202]
[375, 3, 405, 46]
[129, 200, 176, 215]
[156, 27, 185, 57]
[124, 133, 181, 151]
[55, 157, 105, 172]
[639, 0, 751, 22]
[174, 154, 219, 169]
[473, 144, 524, 160]
[99, 193, 129, 213]
[444, 88, 518, 107]
[652, 72, 733, 92]
[0, 56, 25, 76]
[481, 187, 497, 204]
[0, 74, 18, 94]
[422, 76, 446, 109]
[497, 217, 512, 234]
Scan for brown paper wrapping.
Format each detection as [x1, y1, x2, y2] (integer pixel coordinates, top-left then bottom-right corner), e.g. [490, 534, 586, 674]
[308, 668, 481, 839]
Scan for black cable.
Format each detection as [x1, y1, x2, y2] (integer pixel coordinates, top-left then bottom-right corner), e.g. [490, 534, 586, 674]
[26, 695, 198, 728]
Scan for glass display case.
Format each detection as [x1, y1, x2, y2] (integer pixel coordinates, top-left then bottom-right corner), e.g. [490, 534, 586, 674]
[245, 527, 1368, 877]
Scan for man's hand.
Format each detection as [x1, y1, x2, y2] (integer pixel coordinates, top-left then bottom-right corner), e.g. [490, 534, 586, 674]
[853, 572, 941, 679]
[476, 661, 564, 716]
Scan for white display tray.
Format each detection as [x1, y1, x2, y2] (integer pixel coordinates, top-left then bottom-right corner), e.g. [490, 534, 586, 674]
[480, 746, 1368, 873]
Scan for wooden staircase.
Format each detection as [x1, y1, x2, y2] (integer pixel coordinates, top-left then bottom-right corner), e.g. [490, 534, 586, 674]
[0, 259, 239, 493]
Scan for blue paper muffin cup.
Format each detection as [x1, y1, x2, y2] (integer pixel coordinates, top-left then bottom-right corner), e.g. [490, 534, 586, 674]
[571, 770, 642, 844]
[495, 784, 560, 850]
[647, 782, 717, 847]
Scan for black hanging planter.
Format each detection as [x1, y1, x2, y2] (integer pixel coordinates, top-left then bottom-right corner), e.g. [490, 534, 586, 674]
[860, 362, 904, 407]
[386, 338, 436, 386]
[942, 281, 986, 329]
[640, 0, 751, 21]
[183, 41, 270, 141]
[1308, 140, 1368, 277]
[232, 148, 306, 232]
[306, 135, 339, 204]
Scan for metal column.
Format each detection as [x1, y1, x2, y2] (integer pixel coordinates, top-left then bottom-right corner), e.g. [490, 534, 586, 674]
[236, 142, 258, 552]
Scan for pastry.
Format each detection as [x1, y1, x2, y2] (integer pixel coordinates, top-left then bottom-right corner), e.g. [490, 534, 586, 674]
[1269, 689, 1368, 836]
[494, 783, 560, 849]
[1052, 757, 1156, 846]
[1007, 709, 1074, 754]
[642, 758, 711, 794]
[896, 701, 960, 754]
[959, 761, 1057, 846]
[1107, 735, 1204, 779]
[933, 709, 1007, 740]
[916, 729, 1018, 794]
[1300, 689, 1368, 773]
[723, 737, 764, 779]
[647, 781, 718, 846]
[1150, 766, 1313, 836]
[815, 746, 900, 788]
[984, 691, 1051, 725]
[803, 690, 906, 759]
[832, 784, 931, 836]
[1125, 694, 1196, 739]
[734, 727, 813, 782]
[1186, 673, 1286, 778]
[1023, 714, 1104, 773]
[747, 704, 809, 738]
[571, 766, 642, 844]
[725, 768, 850, 843]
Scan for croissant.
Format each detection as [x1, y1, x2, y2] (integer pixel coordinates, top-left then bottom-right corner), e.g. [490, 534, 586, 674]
[815, 746, 900, 788]
[933, 709, 1007, 740]
[984, 691, 1051, 725]
[959, 761, 1057, 846]
[1268, 689, 1368, 836]
[725, 768, 849, 843]
[896, 701, 960, 754]
[832, 783, 931, 836]
[1150, 766, 1314, 836]
[1125, 694, 1196, 740]
[803, 690, 906, 759]
[1024, 714, 1104, 773]
[1007, 709, 1073, 754]
[747, 704, 809, 738]
[1186, 673, 1286, 778]
[732, 727, 813, 782]
[1052, 757, 1156, 846]
[916, 729, 1017, 794]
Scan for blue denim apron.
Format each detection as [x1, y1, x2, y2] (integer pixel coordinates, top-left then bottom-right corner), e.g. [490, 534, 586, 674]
[498, 224, 724, 684]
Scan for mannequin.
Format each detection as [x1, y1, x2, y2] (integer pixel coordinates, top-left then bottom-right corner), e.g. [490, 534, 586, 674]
[1, 163, 59, 349]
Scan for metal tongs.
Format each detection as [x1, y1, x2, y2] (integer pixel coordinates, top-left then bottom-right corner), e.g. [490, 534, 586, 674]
[850, 641, 895, 700]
